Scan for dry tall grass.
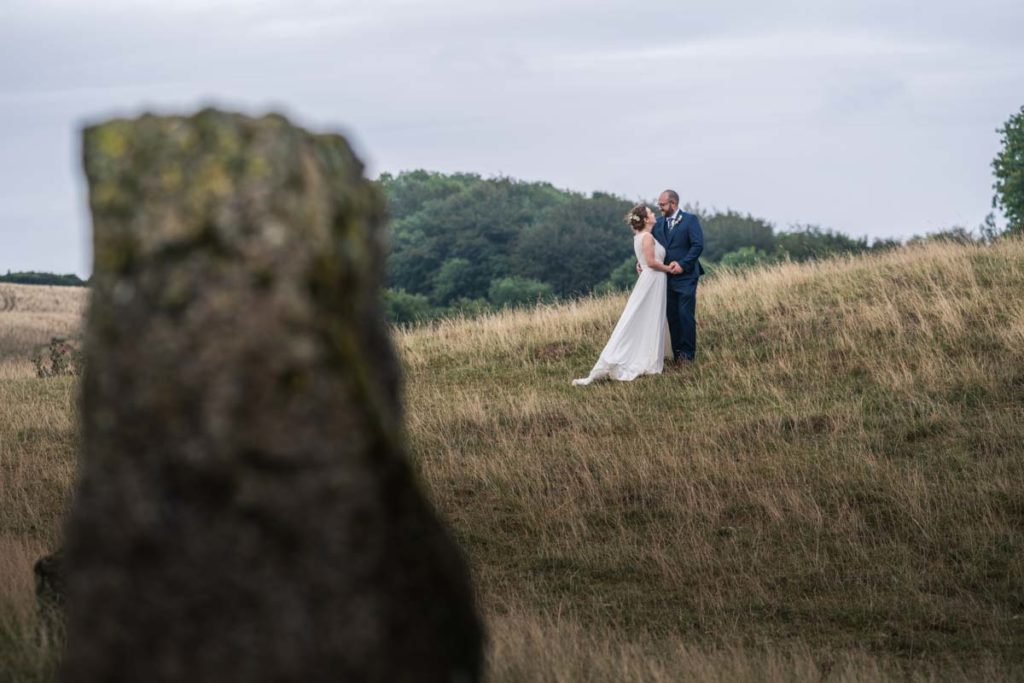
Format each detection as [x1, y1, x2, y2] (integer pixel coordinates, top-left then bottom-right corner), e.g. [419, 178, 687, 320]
[0, 283, 86, 681]
[396, 239, 1024, 678]
[1, 240, 1022, 680]
[0, 284, 86, 380]
[0, 376, 76, 682]
[485, 610, 1017, 682]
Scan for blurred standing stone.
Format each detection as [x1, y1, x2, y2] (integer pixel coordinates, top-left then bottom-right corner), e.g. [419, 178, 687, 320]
[62, 109, 481, 682]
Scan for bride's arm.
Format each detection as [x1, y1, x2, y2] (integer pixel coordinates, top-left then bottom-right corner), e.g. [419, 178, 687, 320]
[642, 233, 672, 273]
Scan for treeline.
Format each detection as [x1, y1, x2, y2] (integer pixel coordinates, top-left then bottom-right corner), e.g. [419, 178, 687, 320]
[6, 171, 1005, 321]
[381, 171, 635, 323]
[0, 271, 87, 287]
[379, 170, 1003, 323]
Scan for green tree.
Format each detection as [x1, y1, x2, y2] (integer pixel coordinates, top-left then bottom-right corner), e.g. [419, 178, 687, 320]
[431, 257, 478, 305]
[869, 238, 902, 252]
[908, 226, 976, 246]
[775, 225, 869, 262]
[702, 211, 776, 262]
[448, 297, 492, 318]
[377, 170, 481, 221]
[595, 256, 639, 294]
[488, 276, 554, 308]
[992, 106, 1024, 233]
[511, 193, 633, 297]
[382, 288, 433, 324]
[719, 246, 773, 269]
[385, 174, 566, 300]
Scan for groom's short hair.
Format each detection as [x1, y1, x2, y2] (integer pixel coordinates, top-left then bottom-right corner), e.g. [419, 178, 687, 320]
[663, 189, 679, 205]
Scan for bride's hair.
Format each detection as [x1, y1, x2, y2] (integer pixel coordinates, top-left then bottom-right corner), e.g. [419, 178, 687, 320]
[625, 204, 649, 232]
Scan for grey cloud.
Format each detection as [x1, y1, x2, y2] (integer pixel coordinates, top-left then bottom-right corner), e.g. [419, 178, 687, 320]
[1, 0, 1022, 275]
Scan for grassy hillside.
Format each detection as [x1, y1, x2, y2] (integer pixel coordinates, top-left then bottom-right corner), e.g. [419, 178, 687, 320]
[2, 239, 1023, 680]
[396, 238, 1024, 679]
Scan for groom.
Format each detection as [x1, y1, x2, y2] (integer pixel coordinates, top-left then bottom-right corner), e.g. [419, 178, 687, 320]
[652, 189, 704, 363]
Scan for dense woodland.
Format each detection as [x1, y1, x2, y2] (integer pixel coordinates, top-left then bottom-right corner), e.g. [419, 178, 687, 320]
[6, 169, 1011, 324]
[379, 170, 1002, 323]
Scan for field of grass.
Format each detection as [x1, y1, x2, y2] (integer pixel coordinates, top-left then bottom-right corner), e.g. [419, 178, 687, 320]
[0, 284, 86, 380]
[2, 240, 1023, 680]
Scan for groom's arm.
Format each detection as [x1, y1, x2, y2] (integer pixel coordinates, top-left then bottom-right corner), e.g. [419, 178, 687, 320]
[679, 215, 704, 275]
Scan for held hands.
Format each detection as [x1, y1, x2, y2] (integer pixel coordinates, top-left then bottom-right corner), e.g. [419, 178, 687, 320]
[638, 261, 683, 275]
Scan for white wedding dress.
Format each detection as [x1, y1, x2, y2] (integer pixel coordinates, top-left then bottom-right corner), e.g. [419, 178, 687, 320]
[573, 233, 671, 385]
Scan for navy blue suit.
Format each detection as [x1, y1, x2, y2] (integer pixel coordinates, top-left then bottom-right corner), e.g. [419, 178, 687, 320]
[652, 211, 704, 361]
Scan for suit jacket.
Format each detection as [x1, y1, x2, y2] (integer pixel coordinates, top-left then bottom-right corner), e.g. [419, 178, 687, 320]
[653, 210, 705, 290]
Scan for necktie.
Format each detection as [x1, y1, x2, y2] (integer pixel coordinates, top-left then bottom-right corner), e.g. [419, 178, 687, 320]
[668, 215, 676, 231]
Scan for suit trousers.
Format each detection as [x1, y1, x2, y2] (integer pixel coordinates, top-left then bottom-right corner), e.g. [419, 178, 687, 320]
[666, 278, 698, 361]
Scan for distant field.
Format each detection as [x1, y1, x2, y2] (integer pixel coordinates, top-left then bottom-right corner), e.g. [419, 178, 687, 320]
[0, 280, 78, 679]
[0, 283, 87, 380]
[2, 240, 1023, 681]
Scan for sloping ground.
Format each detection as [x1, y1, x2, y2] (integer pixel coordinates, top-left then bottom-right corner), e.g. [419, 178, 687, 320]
[1, 242, 1021, 681]
[397, 238, 1024, 678]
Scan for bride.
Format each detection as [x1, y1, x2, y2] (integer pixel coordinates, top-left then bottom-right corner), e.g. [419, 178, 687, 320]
[572, 204, 673, 386]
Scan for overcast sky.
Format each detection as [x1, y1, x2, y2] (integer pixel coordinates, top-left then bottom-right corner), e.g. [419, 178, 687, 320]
[2, 0, 1022, 276]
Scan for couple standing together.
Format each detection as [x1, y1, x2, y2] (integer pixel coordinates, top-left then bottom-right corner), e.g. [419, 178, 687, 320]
[573, 190, 704, 386]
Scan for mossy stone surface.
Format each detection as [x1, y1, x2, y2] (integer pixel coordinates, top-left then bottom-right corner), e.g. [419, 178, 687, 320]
[63, 109, 482, 682]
